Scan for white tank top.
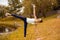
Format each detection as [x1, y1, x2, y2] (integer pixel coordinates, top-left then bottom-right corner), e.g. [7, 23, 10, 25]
[27, 18, 35, 24]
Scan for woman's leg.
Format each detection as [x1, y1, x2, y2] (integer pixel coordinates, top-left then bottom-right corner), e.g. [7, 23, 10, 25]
[24, 19, 27, 37]
[11, 14, 26, 21]
[11, 14, 28, 37]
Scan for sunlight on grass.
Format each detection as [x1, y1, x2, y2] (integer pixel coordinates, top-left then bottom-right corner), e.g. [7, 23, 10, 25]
[0, 14, 60, 40]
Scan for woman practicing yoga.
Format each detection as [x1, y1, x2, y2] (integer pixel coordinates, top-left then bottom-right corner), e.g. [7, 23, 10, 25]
[6, 4, 43, 37]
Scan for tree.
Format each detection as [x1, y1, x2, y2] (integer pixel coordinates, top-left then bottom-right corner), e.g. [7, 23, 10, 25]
[22, 0, 58, 18]
[0, 5, 7, 18]
[56, 0, 60, 6]
[7, 0, 58, 18]
[8, 0, 22, 14]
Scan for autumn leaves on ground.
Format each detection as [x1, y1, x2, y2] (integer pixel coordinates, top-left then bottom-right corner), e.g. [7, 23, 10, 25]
[0, 16, 60, 40]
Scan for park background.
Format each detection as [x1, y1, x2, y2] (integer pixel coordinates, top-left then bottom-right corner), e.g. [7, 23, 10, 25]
[0, 0, 60, 40]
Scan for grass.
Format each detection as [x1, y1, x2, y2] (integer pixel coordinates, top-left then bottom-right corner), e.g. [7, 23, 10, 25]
[0, 14, 60, 40]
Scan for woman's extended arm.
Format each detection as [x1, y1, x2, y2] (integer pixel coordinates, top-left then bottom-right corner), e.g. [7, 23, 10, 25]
[33, 4, 37, 19]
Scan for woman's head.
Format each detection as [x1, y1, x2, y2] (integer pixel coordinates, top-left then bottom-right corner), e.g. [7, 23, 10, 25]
[37, 18, 43, 23]
[35, 18, 43, 23]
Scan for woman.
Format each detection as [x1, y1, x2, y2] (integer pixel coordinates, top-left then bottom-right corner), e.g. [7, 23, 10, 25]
[6, 4, 43, 37]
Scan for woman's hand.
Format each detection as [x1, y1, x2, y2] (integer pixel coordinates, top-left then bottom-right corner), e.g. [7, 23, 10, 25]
[35, 18, 43, 24]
